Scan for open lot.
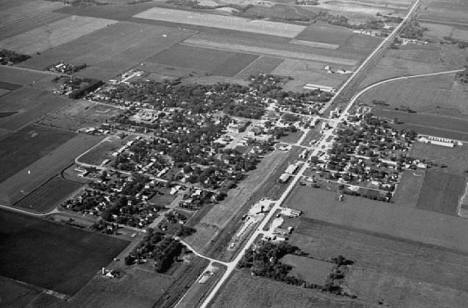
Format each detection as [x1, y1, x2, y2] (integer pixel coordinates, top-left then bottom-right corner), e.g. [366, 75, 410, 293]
[0, 133, 102, 205]
[211, 270, 363, 308]
[0, 15, 117, 55]
[0, 125, 75, 182]
[134, 7, 306, 38]
[14, 176, 82, 214]
[22, 21, 195, 81]
[0, 209, 129, 295]
[284, 184, 468, 253]
[148, 44, 258, 77]
[0, 87, 71, 131]
[290, 218, 468, 307]
[281, 255, 333, 286]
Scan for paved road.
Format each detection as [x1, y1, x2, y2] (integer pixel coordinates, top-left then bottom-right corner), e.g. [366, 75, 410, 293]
[194, 1, 423, 307]
[319, 0, 422, 114]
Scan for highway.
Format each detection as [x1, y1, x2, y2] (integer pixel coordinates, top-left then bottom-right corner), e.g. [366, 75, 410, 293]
[193, 0, 423, 307]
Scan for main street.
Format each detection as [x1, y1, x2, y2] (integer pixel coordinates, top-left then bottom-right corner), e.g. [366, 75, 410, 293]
[191, 0, 424, 307]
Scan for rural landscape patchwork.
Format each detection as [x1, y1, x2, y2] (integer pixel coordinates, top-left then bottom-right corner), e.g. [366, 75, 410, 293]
[1, 0, 468, 307]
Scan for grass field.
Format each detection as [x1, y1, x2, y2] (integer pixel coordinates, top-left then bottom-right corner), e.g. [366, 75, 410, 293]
[235, 56, 283, 80]
[272, 59, 348, 89]
[14, 176, 82, 213]
[0, 209, 129, 295]
[284, 184, 468, 253]
[211, 270, 363, 308]
[0, 133, 102, 205]
[416, 170, 465, 216]
[183, 37, 358, 67]
[0, 87, 71, 131]
[410, 142, 468, 175]
[278, 130, 304, 144]
[361, 73, 468, 116]
[374, 109, 468, 141]
[295, 22, 353, 46]
[0, 125, 75, 182]
[290, 218, 468, 307]
[300, 127, 321, 147]
[0, 15, 117, 55]
[39, 100, 123, 131]
[134, 7, 306, 38]
[22, 21, 195, 80]
[148, 44, 258, 77]
[281, 254, 333, 286]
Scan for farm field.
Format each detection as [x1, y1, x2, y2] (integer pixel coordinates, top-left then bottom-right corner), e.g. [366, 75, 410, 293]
[360, 73, 468, 115]
[294, 22, 353, 47]
[14, 176, 82, 214]
[211, 270, 363, 308]
[358, 45, 466, 87]
[0, 209, 129, 295]
[183, 37, 359, 67]
[284, 185, 468, 253]
[0, 16, 117, 55]
[0, 65, 56, 86]
[289, 218, 468, 307]
[0, 133, 102, 205]
[21, 21, 195, 81]
[374, 109, 468, 141]
[148, 44, 258, 77]
[134, 7, 306, 38]
[419, 1, 468, 25]
[416, 170, 465, 216]
[0, 87, 72, 131]
[0, 0, 66, 40]
[235, 56, 283, 80]
[0, 124, 75, 182]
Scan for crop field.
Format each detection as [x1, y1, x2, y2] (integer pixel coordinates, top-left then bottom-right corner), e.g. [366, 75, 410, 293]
[183, 37, 359, 67]
[0, 209, 129, 295]
[419, 1, 468, 25]
[281, 255, 333, 286]
[272, 59, 348, 89]
[0, 87, 71, 131]
[416, 170, 465, 216]
[67, 267, 173, 308]
[374, 109, 468, 141]
[0, 16, 117, 55]
[0, 133, 102, 205]
[211, 270, 362, 308]
[290, 218, 468, 307]
[235, 56, 284, 80]
[294, 22, 353, 47]
[0, 65, 55, 86]
[14, 176, 82, 213]
[186, 150, 289, 253]
[0, 125, 75, 182]
[148, 44, 258, 77]
[0, 0, 66, 40]
[134, 7, 306, 38]
[0, 276, 42, 308]
[284, 185, 468, 252]
[391, 170, 425, 208]
[22, 21, 195, 81]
